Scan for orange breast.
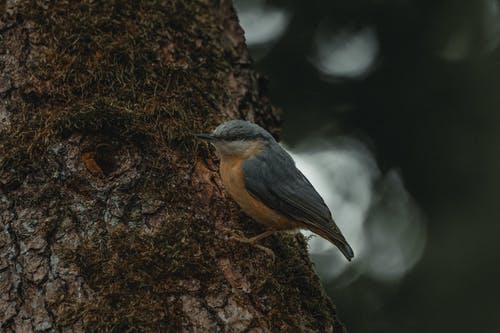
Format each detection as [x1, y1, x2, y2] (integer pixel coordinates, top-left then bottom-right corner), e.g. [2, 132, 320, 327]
[220, 156, 293, 230]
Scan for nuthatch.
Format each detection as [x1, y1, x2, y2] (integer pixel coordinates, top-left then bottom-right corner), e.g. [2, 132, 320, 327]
[197, 120, 354, 261]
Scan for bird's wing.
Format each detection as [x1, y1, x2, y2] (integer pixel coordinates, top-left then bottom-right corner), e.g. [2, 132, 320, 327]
[242, 143, 336, 233]
[242, 143, 354, 261]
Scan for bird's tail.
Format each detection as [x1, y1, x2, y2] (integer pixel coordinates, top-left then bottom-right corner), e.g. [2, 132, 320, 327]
[309, 226, 354, 261]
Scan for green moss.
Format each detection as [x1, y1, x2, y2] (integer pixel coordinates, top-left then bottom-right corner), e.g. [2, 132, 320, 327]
[59, 213, 217, 332]
[252, 233, 338, 331]
[0, 0, 230, 179]
[54, 99, 137, 138]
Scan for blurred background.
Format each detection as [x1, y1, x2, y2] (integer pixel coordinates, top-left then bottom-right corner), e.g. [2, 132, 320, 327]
[234, 0, 500, 332]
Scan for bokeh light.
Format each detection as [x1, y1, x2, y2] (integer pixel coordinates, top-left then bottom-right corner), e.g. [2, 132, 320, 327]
[233, 0, 500, 331]
[288, 139, 426, 282]
[233, 0, 290, 60]
[311, 26, 379, 79]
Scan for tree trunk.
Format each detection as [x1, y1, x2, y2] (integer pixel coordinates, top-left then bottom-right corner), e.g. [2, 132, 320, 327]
[0, 1, 346, 332]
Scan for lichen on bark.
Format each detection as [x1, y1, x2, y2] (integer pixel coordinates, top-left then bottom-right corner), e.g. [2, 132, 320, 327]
[0, 0, 346, 332]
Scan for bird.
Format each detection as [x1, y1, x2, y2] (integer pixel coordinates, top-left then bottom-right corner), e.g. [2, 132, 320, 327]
[196, 120, 354, 261]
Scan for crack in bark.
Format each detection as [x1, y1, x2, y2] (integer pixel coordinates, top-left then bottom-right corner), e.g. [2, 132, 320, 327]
[2, 207, 22, 329]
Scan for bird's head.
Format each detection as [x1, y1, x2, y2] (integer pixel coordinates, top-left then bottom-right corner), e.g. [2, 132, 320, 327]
[196, 120, 275, 158]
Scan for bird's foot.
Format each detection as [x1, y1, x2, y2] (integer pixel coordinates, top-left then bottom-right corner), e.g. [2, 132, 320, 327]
[229, 233, 276, 261]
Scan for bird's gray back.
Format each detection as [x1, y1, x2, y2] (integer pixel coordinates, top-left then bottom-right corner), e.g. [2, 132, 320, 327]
[242, 142, 334, 230]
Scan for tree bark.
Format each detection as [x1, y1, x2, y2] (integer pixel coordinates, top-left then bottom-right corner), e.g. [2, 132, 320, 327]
[0, 1, 346, 332]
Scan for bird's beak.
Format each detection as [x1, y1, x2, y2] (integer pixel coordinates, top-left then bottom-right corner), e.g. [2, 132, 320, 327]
[195, 133, 216, 141]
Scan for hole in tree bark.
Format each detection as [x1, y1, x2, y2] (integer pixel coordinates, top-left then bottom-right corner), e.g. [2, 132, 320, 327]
[94, 144, 117, 176]
[81, 142, 119, 177]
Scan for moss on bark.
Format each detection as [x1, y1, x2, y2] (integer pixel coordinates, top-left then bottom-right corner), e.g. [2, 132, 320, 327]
[0, 1, 346, 332]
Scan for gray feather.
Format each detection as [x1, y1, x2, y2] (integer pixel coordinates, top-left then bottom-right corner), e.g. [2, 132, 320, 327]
[242, 143, 337, 233]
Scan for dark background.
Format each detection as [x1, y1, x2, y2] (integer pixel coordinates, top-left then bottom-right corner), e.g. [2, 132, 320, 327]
[235, 0, 500, 332]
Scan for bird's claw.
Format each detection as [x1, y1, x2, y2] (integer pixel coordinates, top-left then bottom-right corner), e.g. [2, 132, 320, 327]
[253, 243, 276, 262]
[229, 234, 276, 262]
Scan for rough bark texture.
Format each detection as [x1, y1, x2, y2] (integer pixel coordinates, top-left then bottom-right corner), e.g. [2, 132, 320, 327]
[0, 1, 346, 332]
